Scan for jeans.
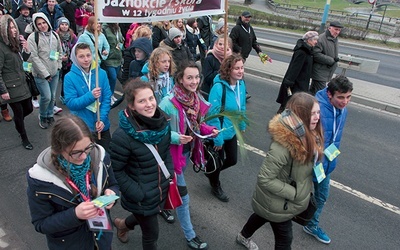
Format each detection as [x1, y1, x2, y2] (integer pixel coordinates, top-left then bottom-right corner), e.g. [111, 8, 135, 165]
[125, 213, 159, 250]
[176, 153, 196, 241]
[308, 174, 331, 228]
[35, 71, 59, 118]
[241, 213, 293, 250]
[105, 65, 120, 94]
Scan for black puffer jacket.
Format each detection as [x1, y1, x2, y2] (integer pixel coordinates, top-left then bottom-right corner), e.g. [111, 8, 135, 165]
[201, 53, 221, 98]
[110, 108, 173, 216]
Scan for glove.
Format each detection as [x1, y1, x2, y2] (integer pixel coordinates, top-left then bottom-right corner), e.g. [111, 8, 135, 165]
[259, 53, 272, 64]
[334, 57, 340, 62]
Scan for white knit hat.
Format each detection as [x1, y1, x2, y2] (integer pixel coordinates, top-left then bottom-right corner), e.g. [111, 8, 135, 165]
[168, 27, 181, 40]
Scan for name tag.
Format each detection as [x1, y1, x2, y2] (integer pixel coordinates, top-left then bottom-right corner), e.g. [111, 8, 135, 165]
[324, 143, 341, 161]
[23, 62, 32, 72]
[313, 163, 326, 183]
[86, 101, 100, 113]
[49, 50, 59, 60]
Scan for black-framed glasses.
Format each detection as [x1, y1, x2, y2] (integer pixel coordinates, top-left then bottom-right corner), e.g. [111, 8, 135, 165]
[69, 143, 95, 159]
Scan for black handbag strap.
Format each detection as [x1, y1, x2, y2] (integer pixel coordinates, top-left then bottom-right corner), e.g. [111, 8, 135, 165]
[219, 84, 226, 127]
[88, 35, 103, 60]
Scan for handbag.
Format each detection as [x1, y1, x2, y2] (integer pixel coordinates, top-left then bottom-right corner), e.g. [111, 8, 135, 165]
[144, 143, 182, 210]
[25, 72, 40, 97]
[286, 159, 317, 226]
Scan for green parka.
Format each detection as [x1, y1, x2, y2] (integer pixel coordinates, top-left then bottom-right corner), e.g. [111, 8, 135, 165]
[252, 114, 313, 223]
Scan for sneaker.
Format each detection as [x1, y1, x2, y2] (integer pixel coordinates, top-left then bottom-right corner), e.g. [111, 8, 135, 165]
[303, 225, 331, 244]
[32, 99, 39, 108]
[246, 94, 251, 101]
[47, 117, 55, 126]
[187, 236, 208, 250]
[111, 95, 118, 102]
[236, 232, 259, 250]
[211, 185, 229, 202]
[111, 98, 115, 106]
[38, 115, 48, 129]
[53, 106, 63, 115]
[159, 210, 175, 224]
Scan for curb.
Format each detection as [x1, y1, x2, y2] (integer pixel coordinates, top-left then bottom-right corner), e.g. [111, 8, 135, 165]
[244, 68, 400, 116]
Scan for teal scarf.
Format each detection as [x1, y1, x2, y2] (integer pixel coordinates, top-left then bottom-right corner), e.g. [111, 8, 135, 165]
[58, 155, 91, 197]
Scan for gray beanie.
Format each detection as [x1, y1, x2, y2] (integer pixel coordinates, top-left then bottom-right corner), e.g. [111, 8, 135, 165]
[57, 17, 70, 28]
[168, 27, 181, 40]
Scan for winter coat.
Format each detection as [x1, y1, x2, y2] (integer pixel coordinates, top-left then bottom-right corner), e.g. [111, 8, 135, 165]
[201, 53, 221, 96]
[77, 30, 110, 63]
[159, 38, 194, 69]
[316, 87, 348, 176]
[57, 29, 77, 70]
[207, 74, 247, 147]
[26, 145, 119, 250]
[197, 15, 213, 48]
[252, 115, 313, 223]
[39, 3, 64, 30]
[0, 15, 31, 103]
[229, 17, 262, 59]
[110, 108, 173, 216]
[102, 24, 124, 67]
[127, 37, 153, 79]
[63, 45, 111, 133]
[159, 93, 216, 174]
[276, 39, 313, 105]
[151, 22, 168, 49]
[27, 13, 62, 79]
[311, 29, 339, 82]
[59, 1, 76, 29]
[185, 25, 206, 60]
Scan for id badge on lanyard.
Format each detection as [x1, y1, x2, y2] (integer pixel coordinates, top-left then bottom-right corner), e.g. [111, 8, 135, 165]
[324, 107, 341, 161]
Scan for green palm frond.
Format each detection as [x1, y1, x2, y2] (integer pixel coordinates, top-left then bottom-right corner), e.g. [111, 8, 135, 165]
[203, 109, 250, 158]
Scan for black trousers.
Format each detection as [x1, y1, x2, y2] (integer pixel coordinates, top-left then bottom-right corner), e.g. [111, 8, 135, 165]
[241, 213, 293, 250]
[125, 213, 159, 250]
[92, 129, 111, 153]
[8, 97, 33, 136]
[205, 135, 237, 187]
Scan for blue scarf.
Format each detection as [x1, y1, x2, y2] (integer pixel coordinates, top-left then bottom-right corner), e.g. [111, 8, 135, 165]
[58, 155, 91, 197]
[118, 108, 169, 145]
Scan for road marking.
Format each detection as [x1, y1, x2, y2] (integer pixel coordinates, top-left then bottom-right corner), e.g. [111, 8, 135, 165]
[242, 143, 400, 216]
[0, 228, 9, 248]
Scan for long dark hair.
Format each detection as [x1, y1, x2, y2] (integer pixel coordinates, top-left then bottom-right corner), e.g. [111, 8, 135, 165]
[7, 18, 20, 53]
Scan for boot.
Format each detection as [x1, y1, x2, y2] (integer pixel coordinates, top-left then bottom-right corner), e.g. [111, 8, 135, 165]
[114, 218, 130, 243]
[1, 109, 12, 122]
[211, 182, 230, 202]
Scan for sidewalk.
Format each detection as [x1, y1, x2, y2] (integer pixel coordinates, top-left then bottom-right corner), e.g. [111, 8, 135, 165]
[244, 54, 400, 115]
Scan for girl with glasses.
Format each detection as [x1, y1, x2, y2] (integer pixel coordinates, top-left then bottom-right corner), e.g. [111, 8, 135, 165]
[27, 115, 119, 250]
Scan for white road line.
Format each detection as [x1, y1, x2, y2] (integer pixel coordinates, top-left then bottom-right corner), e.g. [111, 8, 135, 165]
[242, 143, 400, 216]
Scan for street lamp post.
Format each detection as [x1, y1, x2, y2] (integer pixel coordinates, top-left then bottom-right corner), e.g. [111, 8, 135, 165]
[319, 0, 331, 33]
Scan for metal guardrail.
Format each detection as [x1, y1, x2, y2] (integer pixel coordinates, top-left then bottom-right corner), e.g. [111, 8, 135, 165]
[257, 38, 380, 73]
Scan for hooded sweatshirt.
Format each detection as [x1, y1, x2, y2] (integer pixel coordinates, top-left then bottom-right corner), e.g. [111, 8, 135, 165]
[128, 37, 153, 79]
[27, 12, 62, 78]
[63, 43, 112, 133]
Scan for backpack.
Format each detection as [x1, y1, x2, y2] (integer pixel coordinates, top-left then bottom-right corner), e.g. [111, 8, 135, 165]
[34, 31, 59, 46]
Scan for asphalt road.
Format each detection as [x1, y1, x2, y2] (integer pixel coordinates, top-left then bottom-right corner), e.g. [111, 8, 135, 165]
[0, 74, 399, 249]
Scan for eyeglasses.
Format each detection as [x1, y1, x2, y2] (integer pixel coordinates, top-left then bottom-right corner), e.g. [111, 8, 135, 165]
[69, 143, 95, 159]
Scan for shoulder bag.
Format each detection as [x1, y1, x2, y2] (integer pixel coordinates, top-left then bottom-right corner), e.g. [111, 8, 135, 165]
[144, 143, 182, 210]
[26, 72, 40, 97]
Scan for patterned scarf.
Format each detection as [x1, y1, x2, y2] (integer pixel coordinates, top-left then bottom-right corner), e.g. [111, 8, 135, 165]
[119, 108, 169, 144]
[58, 155, 91, 197]
[173, 85, 200, 132]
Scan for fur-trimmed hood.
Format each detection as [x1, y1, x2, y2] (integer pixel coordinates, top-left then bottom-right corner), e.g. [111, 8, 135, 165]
[268, 114, 308, 164]
[0, 15, 19, 46]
